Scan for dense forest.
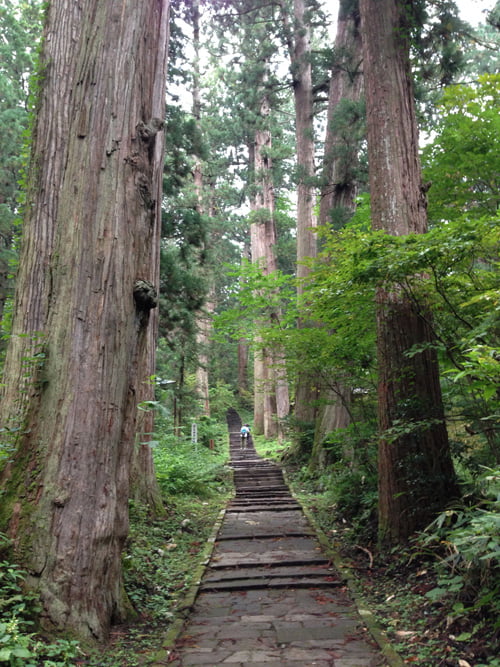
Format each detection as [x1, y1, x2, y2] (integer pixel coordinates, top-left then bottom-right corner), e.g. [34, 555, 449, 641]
[0, 0, 499, 664]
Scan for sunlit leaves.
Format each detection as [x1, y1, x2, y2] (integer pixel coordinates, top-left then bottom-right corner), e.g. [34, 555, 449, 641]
[422, 74, 500, 224]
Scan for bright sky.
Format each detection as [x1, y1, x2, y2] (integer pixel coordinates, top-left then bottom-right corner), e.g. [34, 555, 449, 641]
[456, 0, 497, 25]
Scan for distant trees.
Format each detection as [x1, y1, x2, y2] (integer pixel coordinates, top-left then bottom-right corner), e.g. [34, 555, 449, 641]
[0, 0, 44, 326]
[161, 0, 497, 550]
[0, 0, 170, 640]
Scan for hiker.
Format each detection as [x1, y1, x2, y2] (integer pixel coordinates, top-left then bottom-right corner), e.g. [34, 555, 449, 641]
[240, 424, 250, 449]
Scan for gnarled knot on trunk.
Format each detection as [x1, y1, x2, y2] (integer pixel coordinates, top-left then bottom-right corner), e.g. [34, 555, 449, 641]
[136, 118, 164, 143]
[133, 280, 158, 312]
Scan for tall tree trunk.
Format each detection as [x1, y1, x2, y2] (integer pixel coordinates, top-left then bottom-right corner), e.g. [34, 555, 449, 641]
[282, 0, 318, 427]
[250, 89, 289, 438]
[238, 337, 250, 397]
[191, 0, 212, 416]
[193, 146, 212, 417]
[238, 239, 251, 399]
[196, 291, 214, 416]
[359, 0, 458, 545]
[129, 311, 165, 516]
[0, 0, 170, 640]
[318, 0, 364, 229]
[250, 99, 276, 436]
[311, 0, 364, 466]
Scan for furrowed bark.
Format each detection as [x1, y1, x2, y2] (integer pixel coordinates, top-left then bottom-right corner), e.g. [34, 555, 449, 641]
[0, 0, 170, 640]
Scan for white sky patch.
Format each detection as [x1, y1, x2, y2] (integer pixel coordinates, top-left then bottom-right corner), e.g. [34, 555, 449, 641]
[455, 0, 497, 25]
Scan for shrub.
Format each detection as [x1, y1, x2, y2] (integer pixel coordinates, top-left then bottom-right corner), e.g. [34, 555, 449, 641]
[419, 468, 500, 641]
[0, 541, 81, 666]
[152, 431, 229, 497]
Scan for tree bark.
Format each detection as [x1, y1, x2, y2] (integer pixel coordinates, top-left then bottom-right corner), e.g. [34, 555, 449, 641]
[250, 88, 290, 438]
[238, 337, 250, 397]
[250, 97, 277, 436]
[238, 240, 251, 398]
[319, 0, 364, 229]
[0, 0, 170, 640]
[282, 0, 318, 427]
[196, 291, 214, 416]
[190, 0, 213, 417]
[359, 0, 458, 545]
[312, 0, 364, 463]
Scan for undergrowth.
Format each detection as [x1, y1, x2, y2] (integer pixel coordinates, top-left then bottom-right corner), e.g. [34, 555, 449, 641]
[0, 428, 232, 667]
[0, 534, 82, 666]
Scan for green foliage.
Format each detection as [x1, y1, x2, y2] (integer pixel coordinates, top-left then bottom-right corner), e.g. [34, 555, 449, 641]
[121, 495, 226, 624]
[412, 1, 468, 86]
[0, 0, 44, 332]
[460, 18, 500, 79]
[422, 74, 500, 223]
[306, 213, 500, 463]
[417, 468, 500, 644]
[257, 424, 379, 542]
[214, 260, 296, 346]
[296, 425, 379, 541]
[208, 382, 236, 421]
[0, 557, 38, 624]
[152, 430, 229, 497]
[0, 617, 34, 666]
[0, 538, 80, 666]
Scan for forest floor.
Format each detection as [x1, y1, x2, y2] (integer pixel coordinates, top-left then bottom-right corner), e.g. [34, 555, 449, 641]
[333, 536, 496, 667]
[291, 486, 499, 667]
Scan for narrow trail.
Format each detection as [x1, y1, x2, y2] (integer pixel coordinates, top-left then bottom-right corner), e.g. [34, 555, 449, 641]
[166, 409, 392, 666]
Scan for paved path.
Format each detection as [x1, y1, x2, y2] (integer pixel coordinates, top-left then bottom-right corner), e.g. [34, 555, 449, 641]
[163, 411, 395, 666]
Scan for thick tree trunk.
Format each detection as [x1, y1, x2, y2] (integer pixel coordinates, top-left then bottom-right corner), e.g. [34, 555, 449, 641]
[238, 337, 249, 396]
[376, 290, 457, 542]
[0, 0, 169, 640]
[284, 0, 318, 427]
[196, 291, 214, 416]
[359, 0, 458, 545]
[312, 0, 364, 462]
[250, 92, 289, 438]
[319, 0, 364, 229]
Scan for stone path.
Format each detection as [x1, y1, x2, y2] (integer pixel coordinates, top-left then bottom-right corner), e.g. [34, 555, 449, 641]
[159, 411, 399, 667]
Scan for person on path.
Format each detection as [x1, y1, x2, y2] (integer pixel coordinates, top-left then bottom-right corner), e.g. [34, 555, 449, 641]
[240, 424, 250, 449]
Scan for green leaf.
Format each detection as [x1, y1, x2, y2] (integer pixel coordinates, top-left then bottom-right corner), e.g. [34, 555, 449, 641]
[12, 646, 33, 658]
[425, 587, 448, 601]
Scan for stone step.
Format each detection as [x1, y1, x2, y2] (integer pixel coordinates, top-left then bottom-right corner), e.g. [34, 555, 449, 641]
[216, 530, 314, 542]
[203, 563, 336, 581]
[227, 505, 300, 512]
[200, 576, 342, 591]
[210, 554, 331, 569]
